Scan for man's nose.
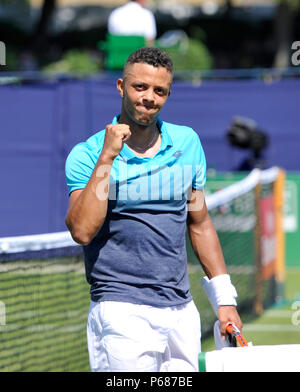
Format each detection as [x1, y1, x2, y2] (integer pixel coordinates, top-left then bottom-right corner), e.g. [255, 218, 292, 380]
[143, 89, 155, 102]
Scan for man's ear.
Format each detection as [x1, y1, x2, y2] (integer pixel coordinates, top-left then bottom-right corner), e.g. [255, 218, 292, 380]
[117, 78, 124, 98]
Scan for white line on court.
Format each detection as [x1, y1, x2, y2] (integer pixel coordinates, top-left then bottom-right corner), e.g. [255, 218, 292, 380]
[243, 324, 300, 332]
[0, 323, 85, 333]
[262, 309, 293, 318]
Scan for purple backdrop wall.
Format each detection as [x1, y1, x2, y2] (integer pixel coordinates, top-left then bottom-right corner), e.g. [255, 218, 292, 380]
[1, 77, 299, 236]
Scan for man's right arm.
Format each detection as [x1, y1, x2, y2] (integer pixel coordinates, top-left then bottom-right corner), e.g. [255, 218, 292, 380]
[65, 153, 114, 245]
[65, 123, 131, 245]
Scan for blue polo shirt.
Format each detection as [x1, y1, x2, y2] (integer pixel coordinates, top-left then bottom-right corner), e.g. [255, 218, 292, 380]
[65, 116, 206, 307]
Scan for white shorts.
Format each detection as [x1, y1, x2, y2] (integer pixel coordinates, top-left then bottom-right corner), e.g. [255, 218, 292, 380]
[87, 300, 201, 372]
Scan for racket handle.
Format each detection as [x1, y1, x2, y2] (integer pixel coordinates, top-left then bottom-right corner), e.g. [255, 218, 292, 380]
[226, 323, 248, 347]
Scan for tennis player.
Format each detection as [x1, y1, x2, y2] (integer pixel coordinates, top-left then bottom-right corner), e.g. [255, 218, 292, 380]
[65, 47, 242, 372]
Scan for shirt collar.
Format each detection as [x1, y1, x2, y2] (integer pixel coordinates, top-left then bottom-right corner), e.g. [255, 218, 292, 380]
[111, 115, 173, 161]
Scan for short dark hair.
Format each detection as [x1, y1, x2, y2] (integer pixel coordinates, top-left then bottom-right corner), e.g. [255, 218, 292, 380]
[124, 47, 173, 75]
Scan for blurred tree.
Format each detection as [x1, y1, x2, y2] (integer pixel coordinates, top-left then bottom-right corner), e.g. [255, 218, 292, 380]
[156, 29, 213, 71]
[42, 49, 103, 76]
[3, 47, 20, 71]
[0, 0, 29, 5]
[274, 0, 300, 68]
[32, 0, 56, 54]
[164, 38, 213, 71]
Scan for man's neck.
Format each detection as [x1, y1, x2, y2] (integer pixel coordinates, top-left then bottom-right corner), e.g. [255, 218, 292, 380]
[118, 114, 161, 155]
[119, 114, 158, 141]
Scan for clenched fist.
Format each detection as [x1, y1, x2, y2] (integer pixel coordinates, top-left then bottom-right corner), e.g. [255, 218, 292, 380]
[101, 123, 131, 160]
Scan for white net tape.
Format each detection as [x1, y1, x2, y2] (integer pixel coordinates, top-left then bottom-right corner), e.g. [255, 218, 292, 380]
[0, 231, 77, 254]
[205, 167, 279, 210]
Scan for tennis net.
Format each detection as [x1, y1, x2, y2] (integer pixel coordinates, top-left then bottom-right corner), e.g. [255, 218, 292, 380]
[188, 167, 286, 337]
[0, 233, 89, 372]
[0, 167, 285, 371]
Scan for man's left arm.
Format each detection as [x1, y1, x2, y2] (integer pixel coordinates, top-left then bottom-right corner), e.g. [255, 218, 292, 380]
[187, 189, 243, 339]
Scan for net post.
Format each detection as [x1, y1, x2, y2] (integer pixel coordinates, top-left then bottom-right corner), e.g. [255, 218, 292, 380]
[274, 168, 286, 302]
[198, 352, 206, 372]
[254, 180, 264, 316]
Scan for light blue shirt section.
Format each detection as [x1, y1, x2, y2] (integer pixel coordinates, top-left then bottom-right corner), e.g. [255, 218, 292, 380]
[66, 115, 206, 201]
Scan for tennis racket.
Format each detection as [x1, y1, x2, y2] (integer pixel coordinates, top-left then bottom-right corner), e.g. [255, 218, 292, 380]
[226, 323, 248, 347]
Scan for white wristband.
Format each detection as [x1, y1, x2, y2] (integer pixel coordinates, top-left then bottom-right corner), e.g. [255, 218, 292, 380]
[200, 274, 238, 317]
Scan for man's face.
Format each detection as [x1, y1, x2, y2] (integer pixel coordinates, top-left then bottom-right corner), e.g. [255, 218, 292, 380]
[136, 0, 148, 8]
[117, 62, 172, 126]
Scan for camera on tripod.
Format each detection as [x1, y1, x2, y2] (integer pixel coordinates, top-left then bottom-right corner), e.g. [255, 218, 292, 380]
[226, 116, 269, 170]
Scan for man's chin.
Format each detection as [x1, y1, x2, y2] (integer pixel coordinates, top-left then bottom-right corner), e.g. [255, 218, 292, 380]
[134, 115, 157, 127]
[125, 109, 158, 127]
